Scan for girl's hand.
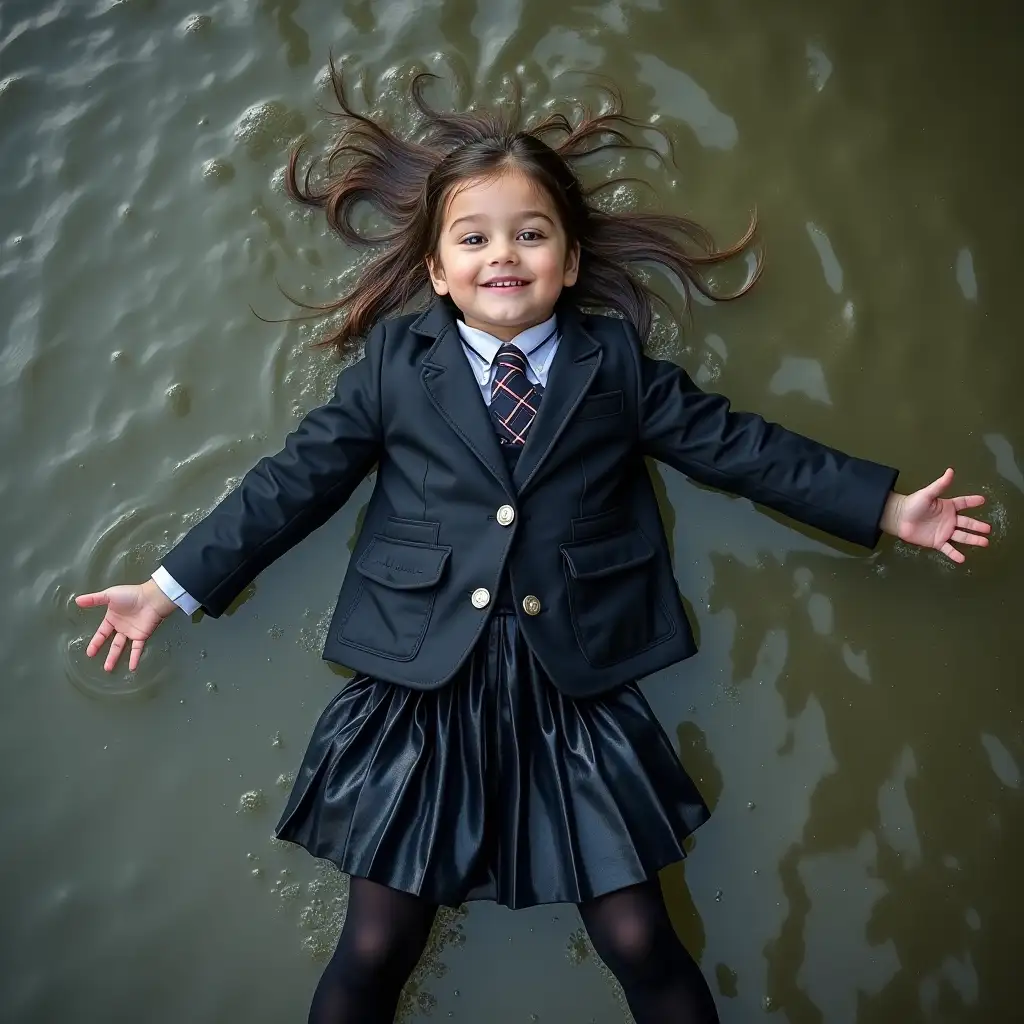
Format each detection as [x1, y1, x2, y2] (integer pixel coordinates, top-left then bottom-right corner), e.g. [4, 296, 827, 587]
[882, 467, 991, 564]
[75, 580, 178, 672]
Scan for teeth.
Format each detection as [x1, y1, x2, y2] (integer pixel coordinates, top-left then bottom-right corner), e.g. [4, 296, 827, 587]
[486, 281, 526, 287]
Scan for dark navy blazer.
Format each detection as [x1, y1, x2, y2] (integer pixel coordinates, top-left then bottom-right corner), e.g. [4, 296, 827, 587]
[161, 300, 898, 697]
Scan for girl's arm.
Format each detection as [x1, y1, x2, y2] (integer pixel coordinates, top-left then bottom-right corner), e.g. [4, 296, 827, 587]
[77, 323, 387, 671]
[157, 321, 387, 617]
[638, 350, 989, 560]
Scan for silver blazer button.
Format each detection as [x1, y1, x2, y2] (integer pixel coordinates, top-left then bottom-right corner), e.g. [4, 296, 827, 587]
[471, 587, 491, 609]
[522, 595, 542, 616]
[496, 504, 515, 527]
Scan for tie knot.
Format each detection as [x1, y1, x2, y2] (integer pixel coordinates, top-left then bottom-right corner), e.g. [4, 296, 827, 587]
[495, 343, 527, 371]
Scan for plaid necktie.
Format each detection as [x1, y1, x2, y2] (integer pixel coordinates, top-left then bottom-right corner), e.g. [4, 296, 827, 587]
[489, 343, 543, 445]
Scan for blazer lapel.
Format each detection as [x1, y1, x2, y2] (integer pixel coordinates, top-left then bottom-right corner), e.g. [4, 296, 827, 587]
[513, 310, 603, 494]
[418, 304, 515, 496]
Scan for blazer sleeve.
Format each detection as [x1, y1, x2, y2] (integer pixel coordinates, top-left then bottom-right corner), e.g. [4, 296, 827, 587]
[159, 322, 386, 617]
[637, 348, 899, 549]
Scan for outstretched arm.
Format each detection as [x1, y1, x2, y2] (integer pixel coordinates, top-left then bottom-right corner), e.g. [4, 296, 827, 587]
[76, 323, 386, 671]
[158, 321, 386, 616]
[637, 349, 990, 561]
[638, 351, 898, 549]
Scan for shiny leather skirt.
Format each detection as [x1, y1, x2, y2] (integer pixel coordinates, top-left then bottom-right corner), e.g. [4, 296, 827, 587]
[275, 612, 709, 909]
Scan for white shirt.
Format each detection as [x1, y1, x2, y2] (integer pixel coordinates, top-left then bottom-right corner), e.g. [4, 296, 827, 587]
[459, 314, 560, 403]
[152, 316, 562, 615]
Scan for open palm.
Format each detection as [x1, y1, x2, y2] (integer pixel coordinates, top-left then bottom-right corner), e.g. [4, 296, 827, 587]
[897, 468, 991, 563]
[75, 584, 170, 672]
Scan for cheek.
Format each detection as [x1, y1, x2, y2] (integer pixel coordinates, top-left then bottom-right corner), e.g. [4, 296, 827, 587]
[432, 243, 471, 286]
[445, 253, 480, 288]
[528, 248, 565, 284]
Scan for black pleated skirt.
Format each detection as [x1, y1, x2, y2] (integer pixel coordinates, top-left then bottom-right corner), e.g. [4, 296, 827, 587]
[275, 612, 709, 910]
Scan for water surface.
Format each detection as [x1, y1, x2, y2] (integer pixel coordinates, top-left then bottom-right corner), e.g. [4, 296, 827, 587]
[1, 0, 1022, 1021]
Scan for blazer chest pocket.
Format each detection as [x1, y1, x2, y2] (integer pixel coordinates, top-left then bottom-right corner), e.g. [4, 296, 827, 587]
[575, 390, 623, 422]
[560, 526, 673, 668]
[340, 534, 451, 661]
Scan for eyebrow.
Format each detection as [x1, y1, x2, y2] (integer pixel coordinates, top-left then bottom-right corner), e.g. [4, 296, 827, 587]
[448, 210, 556, 234]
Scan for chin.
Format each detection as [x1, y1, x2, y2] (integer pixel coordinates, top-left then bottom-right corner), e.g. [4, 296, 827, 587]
[483, 306, 529, 322]
[465, 302, 519, 322]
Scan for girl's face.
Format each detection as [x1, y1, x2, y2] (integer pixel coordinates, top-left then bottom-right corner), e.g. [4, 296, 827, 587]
[426, 169, 579, 341]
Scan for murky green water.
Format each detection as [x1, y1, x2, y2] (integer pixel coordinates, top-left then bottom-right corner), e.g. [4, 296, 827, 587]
[2, 0, 1022, 1021]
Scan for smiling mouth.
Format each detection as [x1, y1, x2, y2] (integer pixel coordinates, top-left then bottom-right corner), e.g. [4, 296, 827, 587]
[481, 279, 529, 288]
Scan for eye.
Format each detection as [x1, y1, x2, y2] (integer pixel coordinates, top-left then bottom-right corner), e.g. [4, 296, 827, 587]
[518, 230, 544, 242]
[460, 233, 486, 246]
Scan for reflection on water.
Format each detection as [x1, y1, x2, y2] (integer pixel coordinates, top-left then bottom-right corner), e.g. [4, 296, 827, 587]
[1, 0, 1022, 1021]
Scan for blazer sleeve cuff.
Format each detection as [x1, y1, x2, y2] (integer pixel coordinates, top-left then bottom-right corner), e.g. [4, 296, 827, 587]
[838, 459, 900, 549]
[152, 566, 202, 616]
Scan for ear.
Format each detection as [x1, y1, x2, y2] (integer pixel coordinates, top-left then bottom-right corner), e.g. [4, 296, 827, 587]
[563, 242, 581, 287]
[425, 254, 449, 296]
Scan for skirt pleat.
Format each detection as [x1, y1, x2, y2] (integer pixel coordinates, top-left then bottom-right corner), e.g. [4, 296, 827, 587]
[275, 612, 709, 909]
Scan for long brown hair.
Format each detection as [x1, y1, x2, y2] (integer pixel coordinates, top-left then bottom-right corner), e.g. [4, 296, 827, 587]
[287, 62, 761, 355]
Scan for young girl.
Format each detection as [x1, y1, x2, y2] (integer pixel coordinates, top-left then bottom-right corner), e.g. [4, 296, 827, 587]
[75, 70, 990, 1023]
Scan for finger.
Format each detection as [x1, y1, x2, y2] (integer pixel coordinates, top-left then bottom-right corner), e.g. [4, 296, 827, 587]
[128, 639, 145, 672]
[923, 467, 955, 499]
[953, 494, 986, 511]
[75, 591, 110, 608]
[104, 632, 127, 673]
[956, 515, 991, 534]
[951, 530, 989, 547]
[86, 619, 115, 658]
[940, 541, 965, 564]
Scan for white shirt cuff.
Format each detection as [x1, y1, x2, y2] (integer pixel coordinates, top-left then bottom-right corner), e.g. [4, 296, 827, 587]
[151, 566, 201, 616]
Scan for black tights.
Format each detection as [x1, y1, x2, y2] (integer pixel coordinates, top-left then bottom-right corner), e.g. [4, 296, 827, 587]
[577, 880, 720, 1023]
[308, 877, 719, 1024]
[308, 878, 438, 1024]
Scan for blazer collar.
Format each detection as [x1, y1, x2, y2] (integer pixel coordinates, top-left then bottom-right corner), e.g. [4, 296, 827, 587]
[512, 304, 601, 493]
[419, 303, 514, 495]
[417, 299, 602, 497]
[410, 297, 458, 340]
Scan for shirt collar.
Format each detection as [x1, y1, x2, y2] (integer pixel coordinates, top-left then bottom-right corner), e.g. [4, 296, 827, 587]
[455, 315, 558, 373]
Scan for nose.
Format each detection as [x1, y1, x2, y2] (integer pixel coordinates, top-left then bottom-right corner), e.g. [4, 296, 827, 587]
[488, 238, 518, 264]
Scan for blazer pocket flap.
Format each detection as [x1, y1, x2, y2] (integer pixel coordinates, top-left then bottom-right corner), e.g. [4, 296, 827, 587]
[576, 390, 623, 421]
[356, 536, 452, 590]
[561, 529, 655, 580]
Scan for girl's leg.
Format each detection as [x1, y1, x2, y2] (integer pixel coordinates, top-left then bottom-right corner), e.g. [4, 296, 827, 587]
[577, 878, 720, 1024]
[308, 876, 438, 1024]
